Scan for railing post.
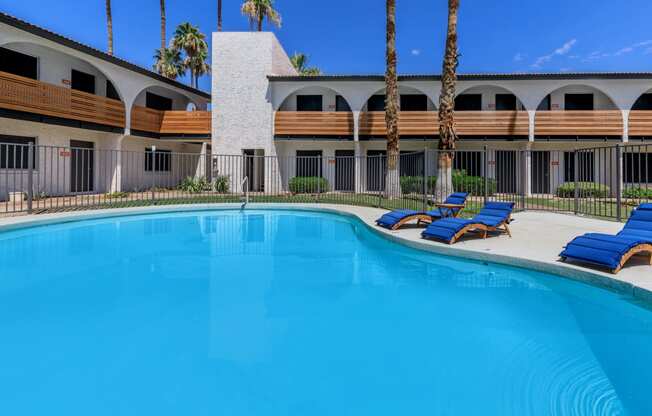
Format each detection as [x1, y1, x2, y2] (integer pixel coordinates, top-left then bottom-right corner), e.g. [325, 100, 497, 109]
[616, 144, 623, 222]
[27, 142, 34, 214]
[573, 150, 579, 215]
[151, 146, 156, 202]
[520, 150, 526, 211]
[483, 145, 488, 204]
[422, 148, 427, 211]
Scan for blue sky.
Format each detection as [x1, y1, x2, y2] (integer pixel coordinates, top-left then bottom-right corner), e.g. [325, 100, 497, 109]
[2, 0, 652, 93]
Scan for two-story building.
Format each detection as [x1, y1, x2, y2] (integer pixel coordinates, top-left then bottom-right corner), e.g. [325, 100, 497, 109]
[0, 12, 211, 198]
[212, 32, 652, 196]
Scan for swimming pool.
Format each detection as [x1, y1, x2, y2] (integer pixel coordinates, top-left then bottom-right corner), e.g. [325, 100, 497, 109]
[0, 209, 651, 415]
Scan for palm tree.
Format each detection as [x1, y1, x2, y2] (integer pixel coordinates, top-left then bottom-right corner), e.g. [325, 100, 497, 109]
[384, 0, 400, 198]
[435, 0, 460, 200]
[290, 53, 321, 76]
[218, 0, 223, 31]
[153, 47, 185, 79]
[241, 0, 281, 31]
[160, 0, 167, 50]
[171, 23, 210, 87]
[106, 0, 113, 55]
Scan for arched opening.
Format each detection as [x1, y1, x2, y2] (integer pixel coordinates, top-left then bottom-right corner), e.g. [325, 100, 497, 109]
[629, 88, 652, 139]
[455, 85, 526, 111]
[274, 86, 354, 138]
[0, 41, 126, 131]
[534, 84, 618, 111]
[361, 86, 437, 112]
[129, 85, 201, 136]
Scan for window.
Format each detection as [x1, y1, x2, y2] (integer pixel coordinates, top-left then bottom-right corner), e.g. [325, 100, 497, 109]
[565, 94, 594, 111]
[146, 92, 173, 111]
[71, 69, 96, 94]
[145, 148, 171, 172]
[400, 95, 428, 111]
[495, 94, 517, 111]
[106, 80, 120, 101]
[0, 47, 37, 80]
[564, 152, 595, 182]
[624, 153, 652, 183]
[632, 94, 652, 110]
[537, 95, 551, 111]
[296, 150, 322, 177]
[0, 135, 36, 170]
[453, 151, 482, 177]
[335, 95, 351, 112]
[296, 95, 322, 111]
[454, 94, 482, 111]
[367, 95, 386, 111]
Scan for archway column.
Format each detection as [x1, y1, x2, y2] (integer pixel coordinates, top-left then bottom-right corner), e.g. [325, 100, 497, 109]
[528, 110, 536, 142]
[353, 111, 363, 193]
[621, 109, 630, 143]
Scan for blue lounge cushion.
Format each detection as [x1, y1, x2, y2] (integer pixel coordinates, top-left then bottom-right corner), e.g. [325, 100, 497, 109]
[375, 192, 469, 229]
[560, 203, 652, 271]
[560, 233, 651, 271]
[421, 201, 515, 243]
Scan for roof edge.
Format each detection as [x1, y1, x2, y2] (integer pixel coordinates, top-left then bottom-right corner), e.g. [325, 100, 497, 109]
[268, 73, 652, 82]
[0, 12, 211, 100]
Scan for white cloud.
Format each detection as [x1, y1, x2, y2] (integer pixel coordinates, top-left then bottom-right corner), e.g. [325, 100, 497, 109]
[583, 40, 652, 61]
[531, 39, 577, 68]
[410, 49, 421, 56]
[513, 53, 525, 62]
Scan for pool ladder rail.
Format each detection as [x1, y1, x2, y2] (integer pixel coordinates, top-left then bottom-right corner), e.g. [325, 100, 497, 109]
[241, 176, 249, 209]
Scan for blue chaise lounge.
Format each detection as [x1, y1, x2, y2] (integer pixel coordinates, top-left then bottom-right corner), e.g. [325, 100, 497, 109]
[560, 203, 652, 274]
[376, 192, 469, 231]
[421, 201, 515, 244]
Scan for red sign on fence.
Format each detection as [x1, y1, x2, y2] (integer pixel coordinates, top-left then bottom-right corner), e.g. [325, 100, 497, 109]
[59, 150, 71, 157]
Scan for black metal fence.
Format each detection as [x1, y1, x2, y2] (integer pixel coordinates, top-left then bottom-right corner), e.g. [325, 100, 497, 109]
[1, 142, 651, 220]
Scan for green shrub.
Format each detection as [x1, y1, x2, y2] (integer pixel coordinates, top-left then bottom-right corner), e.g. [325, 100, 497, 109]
[213, 175, 230, 193]
[106, 191, 129, 199]
[623, 187, 652, 199]
[556, 182, 610, 198]
[400, 176, 437, 194]
[398, 171, 496, 196]
[289, 177, 329, 193]
[452, 170, 497, 196]
[178, 176, 212, 194]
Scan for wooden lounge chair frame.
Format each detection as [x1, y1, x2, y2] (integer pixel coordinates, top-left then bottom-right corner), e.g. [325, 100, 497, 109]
[447, 215, 513, 245]
[389, 203, 465, 231]
[561, 243, 652, 274]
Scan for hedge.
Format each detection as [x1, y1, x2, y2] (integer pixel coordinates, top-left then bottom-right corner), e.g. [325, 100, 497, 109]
[556, 182, 610, 198]
[289, 177, 329, 193]
[623, 187, 652, 199]
[399, 171, 496, 196]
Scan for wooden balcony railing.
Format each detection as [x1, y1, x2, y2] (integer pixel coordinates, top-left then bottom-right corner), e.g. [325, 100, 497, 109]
[535, 110, 623, 136]
[274, 111, 354, 136]
[131, 106, 211, 135]
[358, 111, 528, 136]
[0, 70, 125, 128]
[628, 110, 652, 136]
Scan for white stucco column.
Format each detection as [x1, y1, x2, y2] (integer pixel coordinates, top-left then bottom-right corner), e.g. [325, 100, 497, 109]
[523, 142, 532, 197]
[527, 110, 536, 142]
[101, 135, 125, 193]
[621, 109, 630, 143]
[195, 142, 209, 179]
[353, 111, 362, 193]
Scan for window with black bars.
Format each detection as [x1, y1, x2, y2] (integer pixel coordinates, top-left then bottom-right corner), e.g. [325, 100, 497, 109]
[0, 136, 36, 170]
[145, 148, 172, 172]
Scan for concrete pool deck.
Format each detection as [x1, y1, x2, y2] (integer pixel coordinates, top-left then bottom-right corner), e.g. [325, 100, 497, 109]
[0, 203, 650, 303]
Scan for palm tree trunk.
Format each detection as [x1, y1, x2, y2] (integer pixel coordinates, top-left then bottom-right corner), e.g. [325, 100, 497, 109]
[217, 0, 223, 31]
[160, 0, 166, 50]
[384, 0, 400, 199]
[258, 15, 263, 31]
[436, 0, 460, 201]
[106, 0, 114, 55]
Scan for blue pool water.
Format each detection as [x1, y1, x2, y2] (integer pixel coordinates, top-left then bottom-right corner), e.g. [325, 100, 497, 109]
[1, 209, 651, 415]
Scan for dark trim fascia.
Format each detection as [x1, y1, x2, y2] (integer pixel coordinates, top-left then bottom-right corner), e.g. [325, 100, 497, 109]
[534, 136, 623, 142]
[0, 108, 125, 134]
[160, 133, 211, 140]
[0, 12, 211, 100]
[130, 129, 161, 139]
[268, 73, 652, 82]
[274, 136, 353, 141]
